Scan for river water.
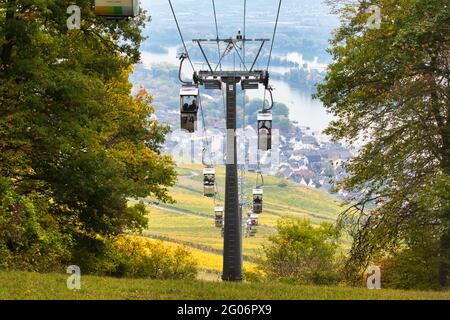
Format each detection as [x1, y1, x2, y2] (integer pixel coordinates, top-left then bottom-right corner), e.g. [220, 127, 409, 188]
[140, 49, 333, 131]
[245, 79, 333, 131]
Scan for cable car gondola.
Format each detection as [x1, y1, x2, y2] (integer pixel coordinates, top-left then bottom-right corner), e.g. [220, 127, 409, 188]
[249, 213, 259, 227]
[253, 188, 263, 214]
[203, 167, 216, 197]
[257, 111, 272, 151]
[180, 85, 199, 133]
[214, 206, 224, 228]
[245, 223, 257, 238]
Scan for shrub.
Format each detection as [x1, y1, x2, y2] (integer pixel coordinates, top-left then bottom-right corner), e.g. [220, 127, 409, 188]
[259, 217, 343, 285]
[0, 177, 72, 272]
[104, 235, 198, 280]
[70, 233, 119, 275]
[374, 246, 442, 291]
[243, 267, 266, 283]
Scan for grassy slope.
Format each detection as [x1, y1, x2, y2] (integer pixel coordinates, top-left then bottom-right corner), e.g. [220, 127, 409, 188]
[138, 164, 344, 274]
[2, 167, 447, 299]
[1, 272, 449, 300]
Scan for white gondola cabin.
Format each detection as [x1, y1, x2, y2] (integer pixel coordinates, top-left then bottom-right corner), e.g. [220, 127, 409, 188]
[257, 111, 272, 151]
[95, 0, 139, 18]
[245, 223, 257, 238]
[249, 213, 259, 227]
[180, 86, 199, 133]
[203, 167, 216, 197]
[253, 188, 263, 214]
[214, 206, 224, 228]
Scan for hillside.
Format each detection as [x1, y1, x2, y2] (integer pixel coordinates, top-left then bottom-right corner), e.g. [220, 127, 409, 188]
[1, 272, 449, 300]
[134, 164, 344, 277]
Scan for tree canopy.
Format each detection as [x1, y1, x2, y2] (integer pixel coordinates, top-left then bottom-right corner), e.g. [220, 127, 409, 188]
[316, 0, 449, 288]
[260, 218, 342, 285]
[0, 0, 177, 270]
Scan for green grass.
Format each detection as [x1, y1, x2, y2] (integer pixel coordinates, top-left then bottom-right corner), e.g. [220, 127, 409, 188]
[173, 165, 343, 223]
[1, 271, 449, 300]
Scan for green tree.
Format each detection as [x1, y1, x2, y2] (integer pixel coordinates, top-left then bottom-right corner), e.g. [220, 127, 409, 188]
[259, 218, 342, 285]
[0, 176, 72, 271]
[316, 0, 449, 287]
[0, 1, 176, 270]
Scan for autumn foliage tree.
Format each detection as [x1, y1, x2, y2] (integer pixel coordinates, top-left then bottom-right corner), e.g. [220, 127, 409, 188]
[260, 218, 343, 285]
[0, 1, 176, 270]
[317, 0, 449, 288]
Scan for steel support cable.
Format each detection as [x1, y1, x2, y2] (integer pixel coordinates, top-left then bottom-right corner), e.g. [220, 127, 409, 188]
[199, 94, 221, 208]
[211, 0, 227, 119]
[267, 0, 282, 71]
[198, 92, 213, 167]
[212, 0, 222, 69]
[214, 180, 222, 206]
[239, 0, 248, 210]
[242, 0, 247, 142]
[263, 0, 282, 108]
[233, 46, 248, 71]
[256, 171, 264, 188]
[168, 0, 196, 72]
[243, 0, 246, 64]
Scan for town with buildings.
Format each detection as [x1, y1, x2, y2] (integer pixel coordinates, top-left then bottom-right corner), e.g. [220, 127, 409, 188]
[162, 121, 354, 198]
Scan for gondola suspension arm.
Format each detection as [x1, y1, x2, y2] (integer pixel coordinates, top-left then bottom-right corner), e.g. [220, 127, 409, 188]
[178, 53, 193, 85]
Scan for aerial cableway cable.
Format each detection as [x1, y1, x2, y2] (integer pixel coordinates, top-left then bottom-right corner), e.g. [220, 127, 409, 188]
[263, 0, 282, 109]
[168, 0, 196, 73]
[212, 0, 221, 70]
[257, 0, 281, 189]
[198, 92, 213, 167]
[172, 0, 282, 240]
[211, 0, 227, 121]
[267, 0, 282, 71]
[200, 90, 223, 221]
[243, 0, 246, 66]
[240, 0, 248, 210]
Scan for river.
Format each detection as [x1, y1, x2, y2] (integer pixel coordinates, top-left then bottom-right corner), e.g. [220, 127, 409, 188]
[140, 49, 333, 131]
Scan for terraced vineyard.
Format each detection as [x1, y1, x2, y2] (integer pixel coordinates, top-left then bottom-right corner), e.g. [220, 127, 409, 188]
[136, 164, 344, 278]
